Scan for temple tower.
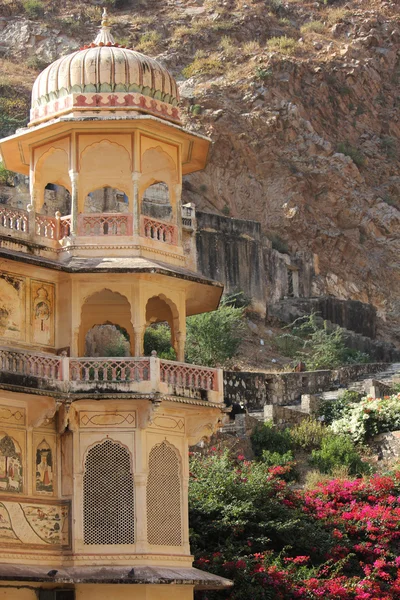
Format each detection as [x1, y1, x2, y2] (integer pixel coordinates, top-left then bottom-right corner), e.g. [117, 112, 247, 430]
[0, 10, 231, 600]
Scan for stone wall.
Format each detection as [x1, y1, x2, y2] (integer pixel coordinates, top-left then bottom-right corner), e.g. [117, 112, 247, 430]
[195, 211, 314, 315]
[224, 363, 388, 411]
[195, 211, 266, 314]
[372, 431, 400, 461]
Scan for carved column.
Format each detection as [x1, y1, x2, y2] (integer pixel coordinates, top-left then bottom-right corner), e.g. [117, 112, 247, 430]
[175, 182, 183, 246]
[133, 325, 145, 357]
[182, 474, 190, 553]
[176, 332, 186, 363]
[132, 171, 141, 236]
[69, 169, 79, 235]
[133, 472, 148, 552]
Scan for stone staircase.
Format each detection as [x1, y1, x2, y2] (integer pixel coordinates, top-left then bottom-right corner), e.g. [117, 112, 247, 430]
[320, 363, 400, 402]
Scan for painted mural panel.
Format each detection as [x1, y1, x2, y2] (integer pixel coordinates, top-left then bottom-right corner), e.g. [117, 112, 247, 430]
[0, 272, 26, 342]
[0, 501, 70, 547]
[31, 280, 55, 346]
[0, 432, 23, 493]
[35, 437, 54, 496]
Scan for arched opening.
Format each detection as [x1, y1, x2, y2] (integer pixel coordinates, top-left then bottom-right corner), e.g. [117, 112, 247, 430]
[145, 295, 181, 360]
[83, 439, 134, 545]
[34, 148, 70, 213]
[84, 186, 129, 214]
[79, 141, 132, 213]
[41, 183, 71, 216]
[85, 323, 131, 357]
[79, 289, 134, 356]
[142, 182, 172, 221]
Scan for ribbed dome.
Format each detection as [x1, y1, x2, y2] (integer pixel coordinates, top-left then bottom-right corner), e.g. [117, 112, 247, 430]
[30, 9, 180, 126]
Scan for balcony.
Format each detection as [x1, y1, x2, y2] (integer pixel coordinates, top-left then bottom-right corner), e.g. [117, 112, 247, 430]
[0, 346, 223, 404]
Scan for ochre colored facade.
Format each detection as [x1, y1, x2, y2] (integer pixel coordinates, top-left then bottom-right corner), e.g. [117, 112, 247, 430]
[0, 10, 231, 599]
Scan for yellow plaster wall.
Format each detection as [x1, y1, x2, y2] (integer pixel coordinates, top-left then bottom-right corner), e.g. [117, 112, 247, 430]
[75, 584, 194, 599]
[0, 587, 38, 599]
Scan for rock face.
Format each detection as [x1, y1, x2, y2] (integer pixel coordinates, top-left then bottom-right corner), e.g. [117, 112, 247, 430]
[0, 0, 399, 344]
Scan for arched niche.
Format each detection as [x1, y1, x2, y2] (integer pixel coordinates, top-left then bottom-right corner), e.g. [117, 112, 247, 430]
[41, 183, 71, 216]
[35, 439, 53, 495]
[84, 186, 129, 214]
[34, 148, 70, 213]
[142, 182, 172, 221]
[0, 433, 23, 493]
[85, 323, 131, 357]
[78, 289, 134, 356]
[145, 294, 180, 357]
[79, 141, 131, 212]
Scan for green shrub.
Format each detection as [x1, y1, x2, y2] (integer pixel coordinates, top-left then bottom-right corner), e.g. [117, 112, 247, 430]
[319, 390, 362, 425]
[267, 36, 298, 55]
[185, 304, 244, 367]
[261, 450, 296, 480]
[251, 421, 293, 458]
[136, 32, 162, 53]
[337, 141, 365, 168]
[381, 135, 397, 159]
[300, 20, 325, 34]
[26, 55, 49, 71]
[274, 332, 304, 358]
[0, 162, 14, 186]
[222, 291, 251, 309]
[311, 434, 369, 476]
[182, 51, 223, 78]
[255, 67, 272, 80]
[144, 324, 176, 360]
[291, 419, 329, 451]
[23, 0, 44, 19]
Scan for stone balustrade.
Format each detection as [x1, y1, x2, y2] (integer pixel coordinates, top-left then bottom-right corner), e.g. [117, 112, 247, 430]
[0, 206, 184, 246]
[0, 346, 223, 402]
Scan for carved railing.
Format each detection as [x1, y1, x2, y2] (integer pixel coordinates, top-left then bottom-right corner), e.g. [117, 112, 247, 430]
[0, 206, 28, 233]
[60, 215, 71, 238]
[35, 214, 57, 239]
[78, 213, 132, 236]
[0, 347, 62, 380]
[160, 359, 219, 391]
[69, 357, 150, 383]
[0, 348, 222, 400]
[141, 216, 178, 245]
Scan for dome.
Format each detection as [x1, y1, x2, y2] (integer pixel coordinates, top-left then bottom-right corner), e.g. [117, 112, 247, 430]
[30, 9, 180, 126]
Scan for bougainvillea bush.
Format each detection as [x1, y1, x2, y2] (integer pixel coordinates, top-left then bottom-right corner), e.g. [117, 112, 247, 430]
[190, 450, 400, 599]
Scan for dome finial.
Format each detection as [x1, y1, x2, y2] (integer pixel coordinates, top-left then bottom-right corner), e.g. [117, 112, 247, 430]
[101, 7, 110, 27]
[94, 6, 115, 46]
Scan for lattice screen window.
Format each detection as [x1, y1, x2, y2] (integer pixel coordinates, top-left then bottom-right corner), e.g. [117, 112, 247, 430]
[83, 439, 134, 545]
[147, 441, 182, 546]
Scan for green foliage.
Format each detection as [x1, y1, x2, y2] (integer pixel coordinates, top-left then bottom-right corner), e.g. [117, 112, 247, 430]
[274, 332, 304, 357]
[136, 32, 162, 53]
[185, 304, 244, 367]
[311, 434, 369, 476]
[291, 419, 329, 451]
[319, 390, 362, 425]
[267, 36, 298, 55]
[190, 104, 202, 116]
[189, 450, 333, 564]
[182, 51, 223, 79]
[255, 67, 273, 80]
[26, 55, 49, 71]
[337, 141, 365, 168]
[300, 20, 325, 34]
[144, 324, 176, 360]
[251, 421, 293, 458]
[331, 393, 400, 443]
[0, 162, 14, 186]
[222, 204, 230, 216]
[222, 291, 251, 309]
[22, 0, 44, 19]
[381, 135, 397, 159]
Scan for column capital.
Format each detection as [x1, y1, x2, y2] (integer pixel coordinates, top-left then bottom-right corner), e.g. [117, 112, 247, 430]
[132, 171, 142, 182]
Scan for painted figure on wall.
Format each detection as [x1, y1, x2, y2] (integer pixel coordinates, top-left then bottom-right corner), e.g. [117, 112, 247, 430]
[31, 281, 55, 346]
[36, 440, 53, 494]
[0, 274, 25, 341]
[0, 433, 23, 493]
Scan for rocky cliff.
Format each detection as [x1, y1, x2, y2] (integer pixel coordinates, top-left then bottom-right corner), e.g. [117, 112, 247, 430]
[0, 0, 399, 342]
